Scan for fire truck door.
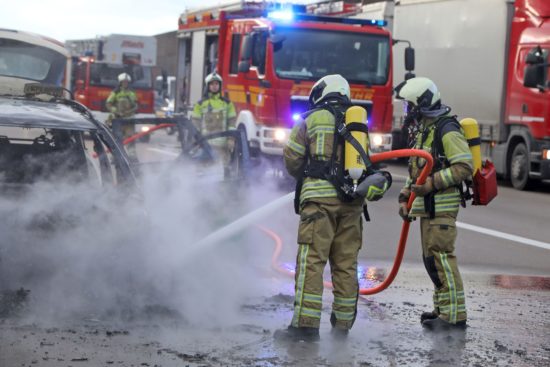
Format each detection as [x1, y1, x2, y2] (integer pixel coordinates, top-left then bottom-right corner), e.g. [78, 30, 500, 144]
[190, 31, 206, 106]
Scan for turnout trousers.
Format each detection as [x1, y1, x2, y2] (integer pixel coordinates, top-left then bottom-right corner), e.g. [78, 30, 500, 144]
[420, 212, 467, 323]
[291, 197, 363, 330]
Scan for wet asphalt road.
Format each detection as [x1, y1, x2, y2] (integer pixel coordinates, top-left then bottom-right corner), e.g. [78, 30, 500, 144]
[1, 137, 549, 366]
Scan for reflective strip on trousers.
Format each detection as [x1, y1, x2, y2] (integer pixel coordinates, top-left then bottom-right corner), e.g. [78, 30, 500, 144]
[292, 244, 310, 327]
[440, 252, 458, 323]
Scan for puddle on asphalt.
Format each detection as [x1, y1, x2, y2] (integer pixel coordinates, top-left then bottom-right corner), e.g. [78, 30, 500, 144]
[491, 274, 550, 290]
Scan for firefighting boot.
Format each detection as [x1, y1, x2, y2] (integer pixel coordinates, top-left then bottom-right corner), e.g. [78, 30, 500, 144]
[422, 317, 467, 331]
[273, 325, 320, 342]
[330, 327, 349, 340]
[420, 310, 439, 324]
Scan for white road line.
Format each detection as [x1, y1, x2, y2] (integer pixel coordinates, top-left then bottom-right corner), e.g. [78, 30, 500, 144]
[457, 222, 550, 251]
[391, 174, 409, 181]
[147, 147, 179, 157]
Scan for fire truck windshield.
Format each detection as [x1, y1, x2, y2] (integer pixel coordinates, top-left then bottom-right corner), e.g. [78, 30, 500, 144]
[0, 38, 67, 85]
[89, 63, 153, 89]
[273, 28, 389, 85]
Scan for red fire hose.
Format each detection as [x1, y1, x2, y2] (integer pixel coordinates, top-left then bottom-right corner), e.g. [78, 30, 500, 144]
[122, 123, 176, 146]
[92, 123, 175, 158]
[260, 149, 434, 295]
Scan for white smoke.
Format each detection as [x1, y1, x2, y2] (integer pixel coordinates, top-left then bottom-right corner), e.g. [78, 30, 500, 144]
[0, 159, 287, 327]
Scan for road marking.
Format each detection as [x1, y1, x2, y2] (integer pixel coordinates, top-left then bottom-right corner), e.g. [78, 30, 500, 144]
[457, 222, 550, 251]
[147, 147, 179, 157]
[392, 173, 409, 181]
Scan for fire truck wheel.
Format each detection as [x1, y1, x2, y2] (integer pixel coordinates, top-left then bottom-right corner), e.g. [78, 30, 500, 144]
[510, 142, 534, 190]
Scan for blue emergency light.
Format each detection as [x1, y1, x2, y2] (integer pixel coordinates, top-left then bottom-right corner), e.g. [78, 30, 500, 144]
[267, 10, 295, 21]
[292, 14, 388, 27]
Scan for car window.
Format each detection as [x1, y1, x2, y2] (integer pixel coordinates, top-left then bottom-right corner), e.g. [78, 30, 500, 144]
[0, 38, 67, 84]
[0, 126, 119, 187]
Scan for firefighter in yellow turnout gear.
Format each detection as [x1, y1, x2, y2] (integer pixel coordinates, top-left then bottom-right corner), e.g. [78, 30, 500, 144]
[395, 77, 473, 331]
[276, 75, 391, 342]
[106, 73, 138, 157]
[192, 73, 237, 175]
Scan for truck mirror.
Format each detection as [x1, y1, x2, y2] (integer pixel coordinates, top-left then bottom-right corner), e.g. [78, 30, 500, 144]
[405, 72, 415, 80]
[526, 46, 544, 65]
[97, 41, 104, 61]
[154, 76, 163, 92]
[238, 60, 251, 73]
[523, 64, 545, 89]
[405, 47, 415, 71]
[240, 35, 253, 61]
[269, 34, 286, 44]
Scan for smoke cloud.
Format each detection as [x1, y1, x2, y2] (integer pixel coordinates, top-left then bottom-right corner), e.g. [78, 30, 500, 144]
[0, 160, 284, 328]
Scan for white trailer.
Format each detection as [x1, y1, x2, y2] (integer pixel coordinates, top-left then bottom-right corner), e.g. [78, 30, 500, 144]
[66, 34, 157, 67]
[392, 0, 510, 144]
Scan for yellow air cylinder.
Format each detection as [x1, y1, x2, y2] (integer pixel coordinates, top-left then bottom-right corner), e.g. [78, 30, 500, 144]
[344, 106, 368, 185]
[459, 118, 482, 175]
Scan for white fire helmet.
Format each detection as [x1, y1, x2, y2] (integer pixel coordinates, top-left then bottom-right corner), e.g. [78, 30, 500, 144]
[309, 74, 351, 106]
[118, 73, 132, 83]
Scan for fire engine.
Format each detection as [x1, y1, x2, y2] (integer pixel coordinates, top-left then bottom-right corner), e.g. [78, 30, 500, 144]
[175, 1, 413, 164]
[65, 34, 157, 120]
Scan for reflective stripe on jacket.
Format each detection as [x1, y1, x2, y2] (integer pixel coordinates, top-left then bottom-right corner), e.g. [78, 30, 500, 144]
[192, 93, 236, 134]
[284, 109, 339, 204]
[405, 115, 473, 217]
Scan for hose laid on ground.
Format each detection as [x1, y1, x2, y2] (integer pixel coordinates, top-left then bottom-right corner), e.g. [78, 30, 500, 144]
[261, 149, 434, 295]
[122, 123, 176, 145]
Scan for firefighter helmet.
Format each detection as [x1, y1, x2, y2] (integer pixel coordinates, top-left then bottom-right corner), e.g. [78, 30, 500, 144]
[308, 74, 351, 106]
[205, 72, 223, 86]
[395, 77, 440, 111]
[118, 72, 132, 83]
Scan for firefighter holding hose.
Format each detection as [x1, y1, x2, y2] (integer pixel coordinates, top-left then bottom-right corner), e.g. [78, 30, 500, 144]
[192, 72, 237, 177]
[106, 72, 138, 158]
[395, 77, 473, 331]
[275, 74, 391, 342]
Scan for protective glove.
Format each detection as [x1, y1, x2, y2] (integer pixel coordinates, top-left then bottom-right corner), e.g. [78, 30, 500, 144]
[398, 189, 411, 221]
[411, 176, 434, 197]
[356, 171, 392, 201]
[399, 202, 409, 220]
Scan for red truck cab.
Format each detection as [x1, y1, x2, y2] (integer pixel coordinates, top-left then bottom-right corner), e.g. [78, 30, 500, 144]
[177, 2, 401, 163]
[497, 0, 550, 188]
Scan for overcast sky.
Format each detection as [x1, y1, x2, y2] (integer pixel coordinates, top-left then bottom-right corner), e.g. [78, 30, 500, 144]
[1, 0, 223, 42]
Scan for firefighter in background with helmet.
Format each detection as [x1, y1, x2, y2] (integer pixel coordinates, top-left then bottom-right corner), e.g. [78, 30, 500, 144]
[106, 72, 138, 157]
[275, 74, 390, 342]
[192, 72, 237, 175]
[395, 77, 473, 330]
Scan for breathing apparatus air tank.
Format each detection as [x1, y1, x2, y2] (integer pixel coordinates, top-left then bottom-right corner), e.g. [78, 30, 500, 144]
[344, 106, 369, 190]
[459, 118, 482, 175]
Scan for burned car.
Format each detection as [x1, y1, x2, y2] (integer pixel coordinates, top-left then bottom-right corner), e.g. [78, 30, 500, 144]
[0, 88, 137, 194]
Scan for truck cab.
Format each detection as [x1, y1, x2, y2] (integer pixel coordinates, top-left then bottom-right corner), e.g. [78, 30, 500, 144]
[225, 14, 393, 156]
[502, 0, 550, 189]
[177, 1, 397, 166]
[66, 35, 157, 120]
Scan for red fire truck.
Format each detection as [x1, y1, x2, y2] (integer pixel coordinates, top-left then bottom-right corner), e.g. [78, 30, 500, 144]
[176, 1, 413, 163]
[66, 34, 157, 121]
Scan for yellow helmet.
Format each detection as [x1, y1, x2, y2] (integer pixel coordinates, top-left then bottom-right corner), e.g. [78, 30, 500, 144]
[309, 74, 351, 106]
